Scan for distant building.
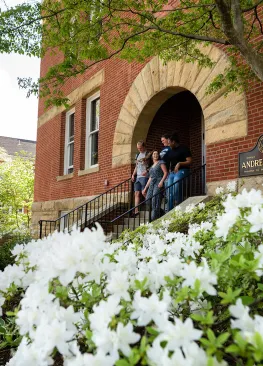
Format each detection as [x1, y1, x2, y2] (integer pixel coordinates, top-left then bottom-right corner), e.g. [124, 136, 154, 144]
[0, 136, 36, 162]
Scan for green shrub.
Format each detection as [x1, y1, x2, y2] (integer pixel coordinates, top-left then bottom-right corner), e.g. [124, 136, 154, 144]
[0, 235, 31, 271]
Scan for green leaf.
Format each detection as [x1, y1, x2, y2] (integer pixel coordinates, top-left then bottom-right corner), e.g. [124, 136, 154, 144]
[207, 329, 216, 343]
[217, 332, 230, 346]
[240, 296, 254, 305]
[225, 344, 239, 354]
[140, 336, 147, 353]
[146, 327, 159, 336]
[116, 360, 130, 366]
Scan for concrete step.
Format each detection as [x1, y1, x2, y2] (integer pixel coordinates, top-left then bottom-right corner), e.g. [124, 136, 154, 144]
[124, 217, 150, 225]
[137, 211, 150, 219]
[113, 222, 141, 233]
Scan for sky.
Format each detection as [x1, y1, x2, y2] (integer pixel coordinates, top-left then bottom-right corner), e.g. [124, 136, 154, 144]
[0, 0, 40, 142]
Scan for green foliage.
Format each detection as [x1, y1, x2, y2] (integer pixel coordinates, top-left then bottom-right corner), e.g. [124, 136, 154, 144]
[0, 235, 31, 271]
[0, 152, 35, 237]
[0, 0, 263, 105]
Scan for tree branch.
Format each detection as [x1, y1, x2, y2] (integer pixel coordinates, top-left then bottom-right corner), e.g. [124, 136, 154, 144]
[254, 6, 263, 35]
[231, 0, 244, 36]
[149, 25, 230, 45]
[242, 0, 263, 12]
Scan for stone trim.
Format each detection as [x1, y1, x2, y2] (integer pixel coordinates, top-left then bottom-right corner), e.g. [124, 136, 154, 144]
[56, 173, 74, 181]
[112, 45, 248, 168]
[38, 69, 105, 128]
[78, 165, 99, 176]
[207, 176, 263, 195]
[31, 194, 97, 238]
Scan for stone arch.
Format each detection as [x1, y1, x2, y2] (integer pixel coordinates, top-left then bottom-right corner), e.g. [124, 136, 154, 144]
[112, 44, 248, 167]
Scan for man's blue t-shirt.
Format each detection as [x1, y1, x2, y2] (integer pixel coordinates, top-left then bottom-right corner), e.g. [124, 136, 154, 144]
[160, 146, 171, 159]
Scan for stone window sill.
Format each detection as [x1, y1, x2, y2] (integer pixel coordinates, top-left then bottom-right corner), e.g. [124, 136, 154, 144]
[56, 173, 74, 181]
[78, 165, 99, 176]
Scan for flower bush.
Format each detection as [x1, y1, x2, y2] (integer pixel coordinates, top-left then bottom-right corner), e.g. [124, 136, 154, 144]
[1, 184, 263, 365]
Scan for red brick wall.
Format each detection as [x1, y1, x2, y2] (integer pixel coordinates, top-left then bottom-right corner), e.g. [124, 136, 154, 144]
[206, 81, 263, 182]
[35, 58, 146, 202]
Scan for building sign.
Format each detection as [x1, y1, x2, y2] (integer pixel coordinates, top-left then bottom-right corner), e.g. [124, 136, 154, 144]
[239, 135, 263, 177]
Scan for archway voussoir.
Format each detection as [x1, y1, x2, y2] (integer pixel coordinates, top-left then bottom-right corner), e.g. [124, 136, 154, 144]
[167, 61, 176, 87]
[183, 62, 202, 91]
[113, 133, 132, 145]
[123, 95, 140, 119]
[128, 84, 144, 112]
[115, 119, 133, 135]
[159, 58, 168, 90]
[141, 63, 154, 99]
[118, 107, 137, 127]
[112, 153, 131, 168]
[149, 56, 160, 93]
[179, 62, 197, 89]
[197, 55, 228, 102]
[134, 74, 148, 104]
[112, 144, 131, 157]
[173, 60, 184, 87]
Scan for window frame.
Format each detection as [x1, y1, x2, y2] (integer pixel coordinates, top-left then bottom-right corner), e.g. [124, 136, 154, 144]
[85, 91, 100, 169]
[64, 108, 75, 175]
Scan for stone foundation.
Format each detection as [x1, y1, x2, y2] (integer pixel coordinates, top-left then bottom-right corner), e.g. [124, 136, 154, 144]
[207, 176, 263, 195]
[31, 195, 97, 238]
[31, 191, 131, 238]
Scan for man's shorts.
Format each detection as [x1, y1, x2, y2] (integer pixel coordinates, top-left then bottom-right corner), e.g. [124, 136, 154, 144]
[134, 177, 148, 192]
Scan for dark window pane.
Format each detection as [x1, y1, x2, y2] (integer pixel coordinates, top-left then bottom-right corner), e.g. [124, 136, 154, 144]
[90, 132, 98, 166]
[90, 98, 100, 132]
[69, 113, 75, 138]
[69, 143, 74, 168]
[68, 167, 73, 174]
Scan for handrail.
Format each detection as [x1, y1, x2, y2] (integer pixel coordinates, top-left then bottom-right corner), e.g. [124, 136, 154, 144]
[39, 164, 206, 239]
[39, 177, 133, 238]
[101, 164, 206, 240]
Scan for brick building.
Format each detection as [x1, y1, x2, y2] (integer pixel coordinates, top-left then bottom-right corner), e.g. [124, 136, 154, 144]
[32, 43, 263, 237]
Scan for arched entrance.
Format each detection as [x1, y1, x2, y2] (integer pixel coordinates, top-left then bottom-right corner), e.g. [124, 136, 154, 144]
[146, 90, 204, 172]
[112, 45, 248, 169]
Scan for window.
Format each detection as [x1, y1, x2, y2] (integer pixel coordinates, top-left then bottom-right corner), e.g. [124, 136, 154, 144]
[86, 92, 100, 168]
[64, 108, 75, 175]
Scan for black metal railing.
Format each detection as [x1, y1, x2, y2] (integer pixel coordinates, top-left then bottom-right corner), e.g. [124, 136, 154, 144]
[39, 177, 133, 238]
[101, 164, 206, 240]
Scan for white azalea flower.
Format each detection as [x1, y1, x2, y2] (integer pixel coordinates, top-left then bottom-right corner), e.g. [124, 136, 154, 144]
[131, 291, 170, 326]
[92, 322, 140, 358]
[155, 317, 202, 350]
[246, 205, 263, 233]
[106, 270, 130, 301]
[180, 259, 217, 295]
[226, 180, 237, 192]
[89, 296, 122, 332]
[215, 186, 224, 195]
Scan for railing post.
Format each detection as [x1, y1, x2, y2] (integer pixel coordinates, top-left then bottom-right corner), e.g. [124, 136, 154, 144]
[129, 180, 134, 210]
[39, 220, 42, 239]
[84, 203, 88, 229]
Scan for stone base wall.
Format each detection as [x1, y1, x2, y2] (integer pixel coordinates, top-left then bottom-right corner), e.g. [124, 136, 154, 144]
[31, 191, 131, 238]
[31, 195, 97, 238]
[207, 176, 263, 195]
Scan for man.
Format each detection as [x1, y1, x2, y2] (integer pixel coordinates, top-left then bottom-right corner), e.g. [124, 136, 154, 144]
[160, 133, 171, 162]
[160, 133, 171, 212]
[131, 140, 150, 216]
[163, 132, 192, 209]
